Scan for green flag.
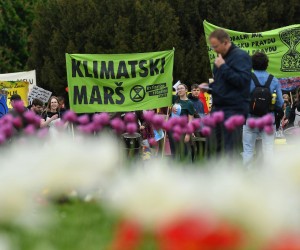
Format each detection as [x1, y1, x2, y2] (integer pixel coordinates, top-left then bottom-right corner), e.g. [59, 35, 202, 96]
[66, 50, 174, 113]
[203, 20, 300, 91]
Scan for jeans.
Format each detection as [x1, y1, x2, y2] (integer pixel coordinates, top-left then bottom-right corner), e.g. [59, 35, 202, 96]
[242, 120, 275, 167]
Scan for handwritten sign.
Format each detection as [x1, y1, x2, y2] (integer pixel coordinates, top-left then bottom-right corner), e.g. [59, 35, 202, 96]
[0, 81, 29, 108]
[28, 85, 52, 104]
[0, 70, 36, 94]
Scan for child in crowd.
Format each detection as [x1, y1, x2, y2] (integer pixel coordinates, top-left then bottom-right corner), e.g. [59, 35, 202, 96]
[188, 84, 205, 118]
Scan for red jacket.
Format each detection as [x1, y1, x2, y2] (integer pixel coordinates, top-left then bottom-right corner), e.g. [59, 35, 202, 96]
[199, 92, 209, 114]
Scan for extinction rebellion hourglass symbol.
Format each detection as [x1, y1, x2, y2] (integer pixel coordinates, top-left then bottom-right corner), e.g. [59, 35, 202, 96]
[279, 28, 300, 72]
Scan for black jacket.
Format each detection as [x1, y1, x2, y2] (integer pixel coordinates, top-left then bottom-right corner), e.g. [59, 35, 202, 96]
[211, 43, 252, 114]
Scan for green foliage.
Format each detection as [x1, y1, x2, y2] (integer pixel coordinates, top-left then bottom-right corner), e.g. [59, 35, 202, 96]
[1, 0, 299, 94]
[0, 0, 36, 73]
[27, 0, 181, 95]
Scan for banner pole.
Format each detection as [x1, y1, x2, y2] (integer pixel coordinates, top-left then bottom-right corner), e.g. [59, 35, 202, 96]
[290, 92, 293, 106]
[161, 107, 170, 158]
[71, 123, 75, 140]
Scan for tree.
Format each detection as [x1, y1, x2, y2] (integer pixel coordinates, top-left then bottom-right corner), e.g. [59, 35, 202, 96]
[27, 0, 181, 96]
[166, 0, 212, 85]
[16, 0, 300, 96]
[0, 0, 36, 73]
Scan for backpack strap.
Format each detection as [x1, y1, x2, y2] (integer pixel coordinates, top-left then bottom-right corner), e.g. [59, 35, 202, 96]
[251, 73, 261, 87]
[251, 73, 274, 88]
[264, 74, 274, 89]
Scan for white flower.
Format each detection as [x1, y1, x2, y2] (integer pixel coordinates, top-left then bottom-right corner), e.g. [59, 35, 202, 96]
[104, 160, 200, 227]
[195, 168, 300, 241]
[0, 133, 122, 227]
[103, 156, 300, 243]
[33, 134, 122, 196]
[0, 234, 12, 250]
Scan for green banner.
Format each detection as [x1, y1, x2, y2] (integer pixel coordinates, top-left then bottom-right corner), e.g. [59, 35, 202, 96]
[203, 20, 300, 91]
[66, 50, 174, 113]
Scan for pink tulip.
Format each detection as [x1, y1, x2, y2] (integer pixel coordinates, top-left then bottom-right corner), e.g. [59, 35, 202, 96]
[77, 114, 90, 125]
[152, 115, 165, 129]
[143, 111, 155, 122]
[149, 138, 157, 146]
[126, 122, 138, 134]
[23, 111, 37, 123]
[2, 124, 13, 138]
[124, 112, 136, 123]
[202, 116, 216, 127]
[212, 111, 225, 123]
[255, 118, 265, 130]
[63, 110, 78, 123]
[191, 118, 201, 131]
[173, 132, 182, 141]
[247, 118, 256, 129]
[224, 119, 235, 132]
[92, 114, 102, 125]
[168, 117, 179, 128]
[12, 117, 23, 128]
[78, 124, 94, 134]
[262, 114, 274, 126]
[178, 116, 188, 127]
[24, 125, 36, 135]
[92, 121, 103, 132]
[172, 125, 182, 135]
[232, 115, 245, 127]
[162, 120, 172, 131]
[12, 100, 25, 113]
[94, 112, 110, 126]
[33, 116, 42, 127]
[185, 123, 194, 134]
[2, 114, 13, 123]
[201, 126, 212, 137]
[111, 117, 125, 134]
[264, 125, 274, 135]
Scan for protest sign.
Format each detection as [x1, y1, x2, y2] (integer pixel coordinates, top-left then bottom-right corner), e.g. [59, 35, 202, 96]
[0, 81, 29, 108]
[28, 85, 52, 104]
[203, 20, 300, 91]
[66, 50, 174, 113]
[0, 70, 36, 94]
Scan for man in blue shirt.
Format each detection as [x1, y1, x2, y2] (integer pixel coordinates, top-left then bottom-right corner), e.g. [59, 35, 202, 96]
[243, 52, 284, 167]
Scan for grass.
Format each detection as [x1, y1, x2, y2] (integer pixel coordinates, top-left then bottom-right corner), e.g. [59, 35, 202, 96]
[1, 200, 119, 250]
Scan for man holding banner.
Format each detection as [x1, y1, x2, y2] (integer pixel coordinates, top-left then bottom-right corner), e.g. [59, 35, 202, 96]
[208, 29, 252, 154]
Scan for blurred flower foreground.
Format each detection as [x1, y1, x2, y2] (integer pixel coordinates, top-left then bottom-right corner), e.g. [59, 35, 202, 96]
[1, 116, 300, 249]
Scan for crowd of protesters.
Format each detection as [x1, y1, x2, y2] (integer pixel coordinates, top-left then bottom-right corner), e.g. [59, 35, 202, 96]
[1, 29, 300, 166]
